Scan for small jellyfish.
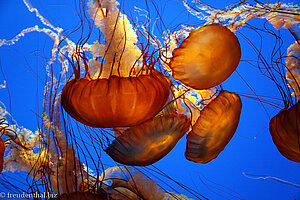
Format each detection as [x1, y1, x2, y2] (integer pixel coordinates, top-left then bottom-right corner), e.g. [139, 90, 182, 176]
[61, 70, 170, 128]
[106, 114, 190, 166]
[0, 137, 4, 174]
[170, 24, 241, 90]
[185, 90, 242, 164]
[269, 101, 300, 163]
[99, 166, 167, 200]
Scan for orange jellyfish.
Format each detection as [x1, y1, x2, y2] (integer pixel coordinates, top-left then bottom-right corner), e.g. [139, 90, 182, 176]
[269, 101, 300, 163]
[0, 137, 4, 174]
[185, 90, 242, 164]
[106, 114, 190, 166]
[60, 0, 171, 128]
[61, 70, 170, 128]
[170, 23, 241, 90]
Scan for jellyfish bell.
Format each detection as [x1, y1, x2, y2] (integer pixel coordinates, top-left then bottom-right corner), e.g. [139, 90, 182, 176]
[61, 69, 170, 128]
[269, 101, 300, 163]
[106, 114, 190, 166]
[185, 90, 242, 164]
[0, 137, 4, 174]
[169, 23, 241, 90]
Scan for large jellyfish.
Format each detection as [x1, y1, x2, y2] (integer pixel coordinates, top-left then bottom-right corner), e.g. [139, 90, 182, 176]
[61, 72, 170, 128]
[0, 0, 300, 199]
[60, 0, 171, 128]
[170, 24, 241, 90]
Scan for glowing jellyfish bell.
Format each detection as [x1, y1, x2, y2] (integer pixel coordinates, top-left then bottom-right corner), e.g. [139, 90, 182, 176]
[170, 24, 241, 90]
[185, 90, 242, 164]
[269, 101, 300, 163]
[106, 114, 190, 166]
[61, 71, 170, 128]
[60, 0, 171, 128]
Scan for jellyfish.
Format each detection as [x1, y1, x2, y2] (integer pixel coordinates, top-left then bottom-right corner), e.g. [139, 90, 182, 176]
[60, 0, 171, 128]
[0, 137, 4, 174]
[98, 166, 195, 200]
[61, 71, 170, 128]
[106, 114, 190, 166]
[169, 24, 241, 90]
[99, 166, 166, 200]
[185, 90, 242, 164]
[268, 35, 300, 163]
[269, 101, 300, 163]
